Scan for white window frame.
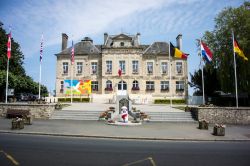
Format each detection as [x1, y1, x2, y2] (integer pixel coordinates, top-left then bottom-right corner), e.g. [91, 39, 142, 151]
[132, 60, 139, 73]
[161, 62, 168, 74]
[77, 62, 83, 74]
[91, 81, 98, 91]
[106, 61, 112, 73]
[176, 62, 183, 75]
[105, 80, 112, 90]
[63, 62, 68, 74]
[146, 81, 155, 90]
[160, 81, 169, 90]
[176, 81, 184, 91]
[91, 62, 98, 74]
[147, 62, 153, 74]
[119, 60, 126, 74]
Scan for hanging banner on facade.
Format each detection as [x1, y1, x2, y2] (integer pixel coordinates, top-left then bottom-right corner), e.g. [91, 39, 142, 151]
[64, 80, 91, 95]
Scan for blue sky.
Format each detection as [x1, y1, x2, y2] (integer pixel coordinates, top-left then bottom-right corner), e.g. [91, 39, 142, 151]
[0, 0, 245, 95]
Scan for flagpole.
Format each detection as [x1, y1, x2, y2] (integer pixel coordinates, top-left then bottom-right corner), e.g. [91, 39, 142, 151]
[168, 41, 172, 108]
[71, 64, 73, 104]
[5, 59, 9, 103]
[232, 30, 238, 108]
[38, 35, 43, 100]
[39, 62, 41, 99]
[200, 39, 205, 105]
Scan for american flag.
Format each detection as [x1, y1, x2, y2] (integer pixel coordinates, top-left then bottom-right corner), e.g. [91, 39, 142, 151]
[40, 35, 43, 62]
[7, 32, 11, 59]
[71, 40, 74, 65]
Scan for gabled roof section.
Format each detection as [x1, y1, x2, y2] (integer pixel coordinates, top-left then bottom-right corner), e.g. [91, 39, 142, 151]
[56, 39, 101, 55]
[112, 33, 132, 40]
[104, 33, 140, 47]
[143, 42, 169, 55]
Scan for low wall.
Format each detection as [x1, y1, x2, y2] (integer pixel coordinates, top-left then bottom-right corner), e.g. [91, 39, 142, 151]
[0, 103, 56, 119]
[191, 107, 250, 125]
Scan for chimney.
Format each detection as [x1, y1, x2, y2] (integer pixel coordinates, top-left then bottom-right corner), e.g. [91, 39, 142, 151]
[104, 32, 108, 45]
[62, 33, 68, 51]
[176, 34, 182, 50]
[136, 32, 141, 45]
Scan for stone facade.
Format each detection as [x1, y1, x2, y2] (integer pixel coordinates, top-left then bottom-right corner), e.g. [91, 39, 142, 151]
[55, 33, 188, 101]
[0, 103, 56, 119]
[191, 107, 250, 125]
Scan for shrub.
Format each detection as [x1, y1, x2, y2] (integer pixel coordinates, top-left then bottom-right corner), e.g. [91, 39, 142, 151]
[154, 99, 186, 104]
[57, 98, 90, 103]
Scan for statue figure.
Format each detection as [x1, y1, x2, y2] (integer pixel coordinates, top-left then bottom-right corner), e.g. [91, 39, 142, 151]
[121, 106, 128, 123]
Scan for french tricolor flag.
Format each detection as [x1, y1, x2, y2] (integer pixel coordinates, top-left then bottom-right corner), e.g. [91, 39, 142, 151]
[201, 41, 213, 63]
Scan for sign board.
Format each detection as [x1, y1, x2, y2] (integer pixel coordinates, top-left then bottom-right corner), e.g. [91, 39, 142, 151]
[8, 89, 14, 96]
[64, 80, 91, 95]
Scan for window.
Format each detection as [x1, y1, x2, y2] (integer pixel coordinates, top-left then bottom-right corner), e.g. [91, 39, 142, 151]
[77, 62, 83, 74]
[161, 81, 169, 91]
[132, 80, 139, 90]
[176, 81, 184, 91]
[60, 81, 64, 93]
[119, 61, 126, 73]
[120, 42, 124, 47]
[161, 62, 168, 74]
[118, 81, 127, 90]
[106, 61, 112, 73]
[91, 81, 98, 91]
[105, 80, 113, 91]
[132, 61, 138, 73]
[176, 62, 183, 74]
[91, 62, 98, 74]
[147, 62, 153, 74]
[63, 62, 68, 74]
[146, 81, 154, 90]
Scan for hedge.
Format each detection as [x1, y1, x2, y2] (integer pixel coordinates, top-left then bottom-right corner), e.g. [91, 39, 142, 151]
[154, 99, 186, 104]
[58, 98, 90, 103]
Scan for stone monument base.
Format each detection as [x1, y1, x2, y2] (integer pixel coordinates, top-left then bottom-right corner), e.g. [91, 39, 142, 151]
[107, 121, 142, 126]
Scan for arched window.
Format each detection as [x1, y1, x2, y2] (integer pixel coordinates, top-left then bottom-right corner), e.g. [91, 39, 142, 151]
[132, 80, 139, 90]
[118, 81, 127, 90]
[105, 80, 112, 91]
[120, 42, 124, 47]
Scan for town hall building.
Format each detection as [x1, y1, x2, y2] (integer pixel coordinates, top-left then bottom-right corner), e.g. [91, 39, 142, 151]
[55, 33, 188, 102]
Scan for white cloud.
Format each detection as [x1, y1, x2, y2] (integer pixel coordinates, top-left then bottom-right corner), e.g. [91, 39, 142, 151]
[2, 0, 211, 58]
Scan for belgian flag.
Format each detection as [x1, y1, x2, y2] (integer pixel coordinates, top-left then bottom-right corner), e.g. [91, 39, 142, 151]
[170, 42, 188, 59]
[233, 39, 248, 61]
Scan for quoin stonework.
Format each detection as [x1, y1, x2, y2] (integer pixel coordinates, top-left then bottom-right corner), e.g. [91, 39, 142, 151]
[55, 33, 188, 102]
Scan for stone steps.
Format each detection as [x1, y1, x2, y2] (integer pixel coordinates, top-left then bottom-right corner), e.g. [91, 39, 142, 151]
[51, 109, 196, 122]
[50, 110, 103, 121]
[146, 112, 196, 122]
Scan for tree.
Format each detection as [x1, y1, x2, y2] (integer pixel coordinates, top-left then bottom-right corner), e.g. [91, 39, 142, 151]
[190, 2, 250, 96]
[0, 21, 48, 100]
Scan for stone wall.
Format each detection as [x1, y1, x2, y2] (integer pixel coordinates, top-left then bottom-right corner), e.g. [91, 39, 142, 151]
[0, 103, 56, 119]
[191, 107, 250, 125]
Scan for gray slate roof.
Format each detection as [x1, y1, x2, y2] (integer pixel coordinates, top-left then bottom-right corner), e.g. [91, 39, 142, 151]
[143, 42, 169, 55]
[57, 39, 101, 55]
[56, 34, 169, 56]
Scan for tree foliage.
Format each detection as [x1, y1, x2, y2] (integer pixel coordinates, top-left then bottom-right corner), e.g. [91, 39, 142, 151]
[0, 21, 48, 99]
[190, 2, 250, 96]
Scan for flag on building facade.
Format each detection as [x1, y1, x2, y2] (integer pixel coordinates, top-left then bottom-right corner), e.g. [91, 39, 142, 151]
[71, 40, 74, 64]
[40, 35, 43, 62]
[118, 68, 122, 77]
[7, 32, 11, 59]
[233, 39, 248, 61]
[200, 41, 213, 63]
[170, 42, 188, 59]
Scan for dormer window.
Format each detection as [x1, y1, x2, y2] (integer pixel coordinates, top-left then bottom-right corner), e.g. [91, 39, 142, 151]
[120, 42, 124, 47]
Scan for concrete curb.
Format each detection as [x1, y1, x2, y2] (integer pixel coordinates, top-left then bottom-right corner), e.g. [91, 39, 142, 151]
[1, 130, 250, 142]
